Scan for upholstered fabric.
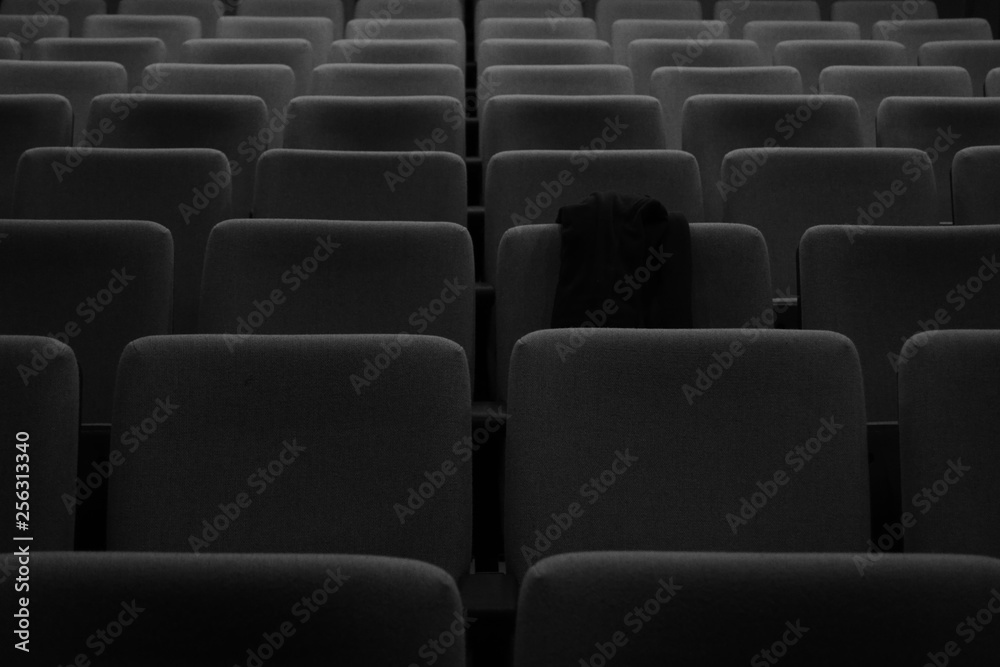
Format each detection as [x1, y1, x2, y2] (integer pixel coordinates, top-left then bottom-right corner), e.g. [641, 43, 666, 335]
[744, 20, 861, 65]
[107, 334, 472, 578]
[180, 38, 314, 96]
[899, 330, 1000, 558]
[799, 225, 1000, 422]
[920, 40, 1000, 95]
[0, 220, 173, 424]
[682, 94, 863, 221]
[329, 38, 463, 70]
[873, 17, 992, 64]
[986, 67, 1000, 96]
[495, 222, 772, 399]
[33, 36, 166, 89]
[714, 0, 821, 39]
[217, 16, 336, 67]
[17, 552, 466, 667]
[0, 94, 71, 216]
[832, 0, 938, 40]
[357, 0, 462, 19]
[478, 17, 597, 51]
[254, 148, 467, 225]
[345, 18, 466, 64]
[651, 66, 802, 149]
[0, 336, 78, 549]
[83, 15, 200, 62]
[722, 147, 937, 294]
[311, 63, 465, 100]
[629, 39, 765, 96]
[595, 0, 701, 43]
[478, 38, 612, 70]
[611, 19, 731, 65]
[239, 0, 345, 32]
[479, 64, 633, 106]
[877, 97, 1000, 221]
[504, 328, 869, 582]
[13, 147, 232, 333]
[774, 39, 907, 93]
[0, 15, 69, 51]
[1, 0, 105, 36]
[515, 552, 1000, 665]
[0, 36, 19, 59]
[118, 0, 221, 38]
[475, 0, 584, 45]
[952, 145, 1000, 225]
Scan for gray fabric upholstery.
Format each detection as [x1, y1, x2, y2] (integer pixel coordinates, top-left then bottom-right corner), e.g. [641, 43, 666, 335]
[119, 0, 221, 38]
[478, 38, 612, 70]
[475, 0, 584, 45]
[13, 147, 232, 334]
[595, 0, 701, 43]
[877, 97, 1000, 222]
[515, 552, 1000, 666]
[0, 15, 69, 52]
[611, 19, 731, 65]
[83, 15, 200, 62]
[310, 63, 465, 100]
[899, 330, 1000, 558]
[479, 64, 633, 106]
[832, 0, 938, 40]
[873, 17, 993, 65]
[14, 552, 465, 667]
[284, 95, 466, 155]
[714, 0, 821, 39]
[345, 18, 466, 64]
[180, 38, 313, 96]
[504, 328, 869, 582]
[198, 219, 475, 378]
[484, 149, 702, 282]
[0, 36, 19, 59]
[107, 334, 472, 578]
[651, 66, 802, 149]
[478, 18, 597, 57]
[952, 145, 1000, 225]
[629, 39, 765, 96]
[774, 39, 907, 94]
[87, 93, 269, 217]
[722, 147, 937, 295]
[920, 40, 1000, 96]
[682, 94, 863, 221]
[744, 20, 861, 65]
[217, 16, 336, 68]
[254, 148, 467, 225]
[33, 37, 166, 89]
[0, 94, 71, 216]
[0, 220, 173, 424]
[0, 336, 77, 549]
[1, 0, 105, 36]
[495, 222, 773, 400]
[799, 225, 1000, 422]
[358, 0, 462, 19]
[986, 67, 1000, 96]
[329, 38, 463, 70]
[238, 0, 345, 35]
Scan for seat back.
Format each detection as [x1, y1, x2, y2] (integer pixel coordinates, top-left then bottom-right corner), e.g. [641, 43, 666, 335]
[33, 36, 167, 89]
[773, 40, 906, 93]
[831, 0, 938, 40]
[238, 0, 346, 30]
[952, 145, 1000, 225]
[478, 38, 612, 70]
[0, 94, 72, 216]
[83, 15, 200, 61]
[873, 17, 992, 64]
[310, 62, 464, 99]
[345, 18, 466, 64]
[744, 20, 861, 65]
[0, 15, 69, 53]
[919, 40, 1000, 96]
[358, 0, 462, 19]
[1, 0, 105, 36]
[713, 0, 821, 39]
[594, 0, 701, 42]
[216, 16, 336, 68]
[329, 37, 463, 69]
[474, 0, 584, 45]
[479, 64, 633, 105]
[628, 38, 765, 96]
[0, 36, 19, 59]
[118, 0, 221, 38]
[180, 37, 314, 95]
[611, 19, 730, 65]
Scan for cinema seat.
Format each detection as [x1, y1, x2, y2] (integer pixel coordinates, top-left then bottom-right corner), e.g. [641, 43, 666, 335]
[33, 37, 167, 89]
[611, 19, 730, 65]
[106, 334, 472, 578]
[628, 39, 766, 96]
[118, 0, 221, 38]
[0, 94, 71, 216]
[714, 0, 821, 39]
[358, 0, 462, 19]
[877, 97, 1000, 222]
[744, 20, 861, 65]
[478, 64, 633, 105]
[832, 0, 938, 40]
[514, 552, 1000, 665]
[594, 0, 702, 43]
[722, 147, 937, 296]
[987, 67, 1000, 97]
[0, 220, 172, 424]
[682, 94, 863, 221]
[239, 0, 345, 27]
[216, 16, 336, 68]
[799, 225, 1000, 422]
[495, 222, 771, 400]
[898, 330, 1000, 558]
[920, 41, 1000, 96]
[952, 145, 1000, 225]
[474, 0, 584, 45]
[505, 328, 869, 582]
[0, 336, 77, 550]
[254, 149, 466, 224]
[477, 18, 597, 54]
[0, 15, 69, 53]
[180, 38, 314, 96]
[483, 148, 703, 284]
[310, 63, 464, 99]
[477, 38, 612, 70]
[873, 17, 991, 65]
[329, 38, 463, 70]
[19, 552, 466, 667]
[345, 18, 466, 64]
[773, 40, 906, 93]
[83, 15, 200, 62]
[1, 0, 105, 36]
[0, 37, 18, 59]
[651, 66, 802, 149]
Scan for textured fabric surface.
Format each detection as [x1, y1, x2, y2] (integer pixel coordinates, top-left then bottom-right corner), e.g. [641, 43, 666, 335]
[83, 15, 200, 62]
[9, 552, 465, 667]
[744, 20, 861, 65]
[87, 93, 268, 216]
[484, 149, 702, 282]
[475, 0, 583, 45]
[119, 0, 222, 38]
[345, 18, 466, 64]
[478, 17, 597, 51]
[33, 36, 166, 89]
[877, 97, 1000, 221]
[515, 552, 1000, 666]
[1, 0, 105, 36]
[873, 17, 992, 64]
[329, 38, 464, 70]
[311, 63, 465, 100]
[238, 0, 345, 36]
[284, 95, 466, 155]
[479, 64, 633, 106]
[682, 94, 863, 221]
[217, 16, 335, 68]
[651, 66, 801, 149]
[0, 15, 68, 49]
[254, 149, 467, 225]
[714, 0, 821, 39]
[0, 220, 173, 423]
[774, 39, 906, 94]
[478, 38, 612, 70]
[0, 94, 71, 217]
[832, 0, 938, 39]
[198, 219, 476, 377]
[722, 147, 938, 295]
[920, 40, 1000, 95]
[899, 330, 1000, 558]
[358, 0, 463, 19]
[180, 38, 314, 96]
[0, 36, 19, 59]
[952, 145, 1000, 225]
[13, 147, 232, 333]
[799, 225, 1000, 422]
[107, 334, 472, 578]
[504, 328, 869, 582]
[986, 67, 1000, 96]
[595, 0, 701, 43]
[629, 39, 764, 97]
[612, 19, 731, 65]
[0, 336, 78, 549]
[496, 222, 771, 400]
